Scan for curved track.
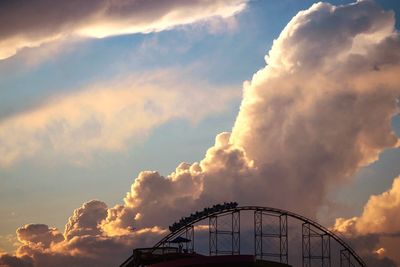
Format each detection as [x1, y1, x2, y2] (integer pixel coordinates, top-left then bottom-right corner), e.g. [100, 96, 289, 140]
[153, 206, 366, 267]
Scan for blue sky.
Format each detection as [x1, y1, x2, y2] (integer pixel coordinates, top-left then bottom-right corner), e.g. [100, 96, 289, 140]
[1, 0, 400, 255]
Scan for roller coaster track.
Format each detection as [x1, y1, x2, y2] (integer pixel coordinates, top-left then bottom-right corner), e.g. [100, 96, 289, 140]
[120, 207, 367, 267]
[152, 206, 366, 267]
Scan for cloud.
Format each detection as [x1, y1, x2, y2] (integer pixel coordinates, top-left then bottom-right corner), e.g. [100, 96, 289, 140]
[0, 200, 164, 267]
[334, 176, 400, 235]
[230, 0, 400, 215]
[0, 254, 33, 267]
[0, 69, 240, 167]
[0, 0, 247, 60]
[2, 0, 400, 266]
[333, 176, 400, 265]
[64, 200, 108, 240]
[16, 225, 63, 249]
[105, 0, 400, 262]
[341, 234, 398, 267]
[101, 132, 255, 235]
[0, 235, 18, 254]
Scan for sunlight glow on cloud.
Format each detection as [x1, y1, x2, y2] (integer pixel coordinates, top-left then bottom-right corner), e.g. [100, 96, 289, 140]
[1, 1, 400, 266]
[333, 176, 400, 266]
[0, 0, 247, 60]
[334, 176, 400, 235]
[0, 70, 240, 167]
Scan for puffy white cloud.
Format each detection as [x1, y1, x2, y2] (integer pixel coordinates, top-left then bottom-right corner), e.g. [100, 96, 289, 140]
[0, 200, 164, 267]
[2, 0, 400, 266]
[0, 69, 240, 167]
[104, 0, 400, 263]
[64, 200, 108, 240]
[101, 132, 255, 235]
[230, 0, 400, 215]
[0, 0, 247, 60]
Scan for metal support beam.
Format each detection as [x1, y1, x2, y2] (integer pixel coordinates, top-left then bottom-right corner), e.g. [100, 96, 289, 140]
[209, 216, 217, 256]
[232, 211, 240, 255]
[143, 205, 367, 267]
[280, 214, 289, 264]
[255, 210, 263, 260]
[340, 249, 356, 267]
[302, 223, 311, 267]
[185, 225, 194, 253]
[255, 210, 288, 264]
[322, 234, 331, 267]
[302, 223, 331, 267]
[209, 211, 240, 256]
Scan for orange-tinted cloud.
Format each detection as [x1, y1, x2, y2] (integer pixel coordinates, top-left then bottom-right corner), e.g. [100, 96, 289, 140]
[333, 176, 400, 265]
[0, 0, 247, 60]
[230, 0, 400, 215]
[2, 1, 400, 266]
[16, 225, 63, 249]
[0, 200, 164, 267]
[103, 0, 400, 263]
[0, 70, 240, 167]
[334, 176, 400, 235]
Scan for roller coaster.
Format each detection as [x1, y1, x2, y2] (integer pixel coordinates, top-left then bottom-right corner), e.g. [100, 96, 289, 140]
[120, 203, 366, 267]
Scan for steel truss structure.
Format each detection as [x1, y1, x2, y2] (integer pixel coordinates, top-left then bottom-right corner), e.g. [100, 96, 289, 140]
[340, 249, 356, 267]
[160, 224, 194, 253]
[146, 206, 367, 267]
[254, 210, 288, 264]
[185, 225, 194, 253]
[209, 210, 240, 255]
[302, 222, 331, 267]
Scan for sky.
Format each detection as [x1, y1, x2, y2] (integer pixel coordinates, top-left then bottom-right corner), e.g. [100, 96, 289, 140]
[0, 0, 400, 266]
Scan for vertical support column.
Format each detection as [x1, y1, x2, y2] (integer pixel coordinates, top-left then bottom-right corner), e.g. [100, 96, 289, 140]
[280, 214, 288, 264]
[209, 216, 217, 256]
[340, 249, 351, 267]
[185, 225, 194, 253]
[302, 223, 311, 267]
[255, 210, 288, 263]
[254, 210, 263, 260]
[322, 234, 331, 267]
[209, 211, 240, 256]
[303, 223, 331, 267]
[232, 211, 240, 255]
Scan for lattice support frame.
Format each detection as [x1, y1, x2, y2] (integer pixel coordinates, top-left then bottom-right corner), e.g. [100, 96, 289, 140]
[209, 211, 240, 256]
[302, 223, 331, 267]
[340, 249, 357, 267]
[254, 210, 288, 264]
[185, 225, 194, 253]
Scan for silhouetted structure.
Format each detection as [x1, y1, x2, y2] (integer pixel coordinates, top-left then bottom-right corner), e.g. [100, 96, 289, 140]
[120, 204, 366, 267]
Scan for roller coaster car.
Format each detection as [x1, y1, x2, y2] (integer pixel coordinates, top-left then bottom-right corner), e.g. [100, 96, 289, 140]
[120, 247, 292, 267]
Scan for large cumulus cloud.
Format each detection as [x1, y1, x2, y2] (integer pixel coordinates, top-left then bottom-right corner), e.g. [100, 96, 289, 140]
[2, 0, 400, 266]
[230, 0, 400, 215]
[0, 0, 247, 60]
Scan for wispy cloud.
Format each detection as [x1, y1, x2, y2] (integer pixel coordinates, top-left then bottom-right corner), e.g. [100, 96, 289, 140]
[0, 69, 240, 167]
[0, 0, 247, 60]
[1, 1, 400, 266]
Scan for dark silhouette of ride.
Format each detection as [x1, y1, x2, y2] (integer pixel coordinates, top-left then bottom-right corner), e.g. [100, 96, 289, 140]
[120, 203, 366, 267]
